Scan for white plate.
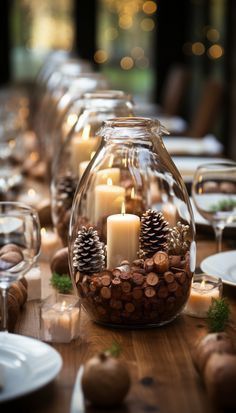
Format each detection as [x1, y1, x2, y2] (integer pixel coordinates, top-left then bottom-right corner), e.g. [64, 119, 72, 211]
[172, 156, 227, 182]
[164, 135, 223, 156]
[0, 333, 62, 402]
[200, 250, 236, 286]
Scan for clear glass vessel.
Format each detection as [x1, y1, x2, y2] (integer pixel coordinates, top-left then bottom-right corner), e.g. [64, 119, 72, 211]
[51, 91, 134, 246]
[68, 117, 196, 328]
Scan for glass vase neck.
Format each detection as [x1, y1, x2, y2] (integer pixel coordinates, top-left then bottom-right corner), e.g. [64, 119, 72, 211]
[98, 117, 169, 142]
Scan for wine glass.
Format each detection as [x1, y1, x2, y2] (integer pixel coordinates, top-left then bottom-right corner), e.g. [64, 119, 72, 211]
[192, 162, 236, 252]
[0, 202, 41, 331]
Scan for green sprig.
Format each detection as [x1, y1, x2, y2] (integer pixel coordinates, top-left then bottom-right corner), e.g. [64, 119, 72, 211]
[210, 199, 236, 213]
[50, 272, 73, 294]
[104, 342, 122, 358]
[207, 297, 230, 332]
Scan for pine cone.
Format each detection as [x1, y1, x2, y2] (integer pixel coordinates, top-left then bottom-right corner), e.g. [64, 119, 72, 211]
[56, 175, 77, 206]
[73, 227, 105, 274]
[168, 222, 190, 255]
[140, 209, 169, 258]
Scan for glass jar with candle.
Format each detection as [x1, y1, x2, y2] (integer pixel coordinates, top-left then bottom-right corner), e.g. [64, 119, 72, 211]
[68, 117, 196, 328]
[51, 91, 134, 246]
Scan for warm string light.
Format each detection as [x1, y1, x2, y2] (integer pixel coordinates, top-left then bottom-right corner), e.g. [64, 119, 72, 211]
[95, 0, 156, 68]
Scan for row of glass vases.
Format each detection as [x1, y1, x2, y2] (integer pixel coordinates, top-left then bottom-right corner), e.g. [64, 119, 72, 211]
[37, 54, 195, 329]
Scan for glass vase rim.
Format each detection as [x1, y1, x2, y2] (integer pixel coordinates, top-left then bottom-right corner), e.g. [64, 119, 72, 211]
[195, 160, 236, 172]
[0, 201, 38, 215]
[81, 90, 133, 101]
[99, 116, 169, 132]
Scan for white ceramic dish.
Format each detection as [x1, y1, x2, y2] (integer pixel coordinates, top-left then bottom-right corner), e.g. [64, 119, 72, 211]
[172, 156, 227, 182]
[164, 135, 223, 156]
[200, 250, 236, 286]
[0, 333, 62, 402]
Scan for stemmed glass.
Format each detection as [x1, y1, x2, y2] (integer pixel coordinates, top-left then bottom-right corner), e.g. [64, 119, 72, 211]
[0, 202, 41, 331]
[192, 162, 236, 252]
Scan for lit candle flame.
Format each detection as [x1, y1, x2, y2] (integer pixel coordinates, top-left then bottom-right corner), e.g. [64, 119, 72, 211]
[28, 188, 36, 197]
[41, 227, 46, 236]
[82, 124, 91, 140]
[121, 202, 126, 215]
[131, 188, 135, 199]
[61, 300, 67, 311]
[107, 178, 113, 186]
[200, 279, 206, 289]
[9, 139, 16, 148]
[30, 152, 39, 161]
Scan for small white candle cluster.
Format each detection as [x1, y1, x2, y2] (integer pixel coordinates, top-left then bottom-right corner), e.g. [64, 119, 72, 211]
[40, 294, 80, 343]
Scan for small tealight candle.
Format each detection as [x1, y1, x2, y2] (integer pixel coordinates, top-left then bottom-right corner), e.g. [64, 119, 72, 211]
[18, 188, 41, 208]
[40, 228, 62, 261]
[184, 274, 222, 318]
[40, 294, 80, 343]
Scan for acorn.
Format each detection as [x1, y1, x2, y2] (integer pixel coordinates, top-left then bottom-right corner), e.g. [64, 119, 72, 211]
[7, 292, 20, 332]
[192, 332, 235, 374]
[50, 247, 69, 275]
[0, 244, 22, 255]
[81, 352, 131, 408]
[204, 352, 236, 409]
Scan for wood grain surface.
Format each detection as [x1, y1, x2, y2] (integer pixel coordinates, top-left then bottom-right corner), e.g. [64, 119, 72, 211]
[1, 235, 236, 413]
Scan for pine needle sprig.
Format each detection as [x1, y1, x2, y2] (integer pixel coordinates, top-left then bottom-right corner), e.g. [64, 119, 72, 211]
[104, 341, 122, 358]
[50, 272, 73, 294]
[207, 297, 230, 332]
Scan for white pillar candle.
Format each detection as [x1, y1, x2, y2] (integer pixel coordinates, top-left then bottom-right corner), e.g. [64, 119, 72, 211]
[94, 179, 125, 222]
[107, 206, 140, 269]
[18, 188, 42, 208]
[70, 125, 99, 174]
[184, 275, 222, 318]
[40, 228, 62, 261]
[95, 168, 121, 185]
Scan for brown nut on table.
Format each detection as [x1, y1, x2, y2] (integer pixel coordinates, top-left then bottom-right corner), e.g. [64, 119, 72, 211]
[204, 352, 236, 409]
[50, 247, 69, 275]
[0, 251, 23, 270]
[192, 332, 235, 374]
[0, 244, 22, 255]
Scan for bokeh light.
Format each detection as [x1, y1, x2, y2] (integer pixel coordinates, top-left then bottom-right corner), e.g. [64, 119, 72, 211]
[120, 56, 134, 70]
[192, 42, 205, 56]
[94, 49, 109, 63]
[119, 14, 133, 29]
[140, 18, 155, 31]
[131, 46, 145, 59]
[206, 28, 220, 42]
[143, 1, 157, 15]
[207, 44, 224, 59]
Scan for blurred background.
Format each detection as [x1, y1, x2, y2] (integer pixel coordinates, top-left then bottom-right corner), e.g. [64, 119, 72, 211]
[0, 0, 235, 158]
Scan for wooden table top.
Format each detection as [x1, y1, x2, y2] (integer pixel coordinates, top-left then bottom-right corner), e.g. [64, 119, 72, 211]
[1, 233, 236, 413]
